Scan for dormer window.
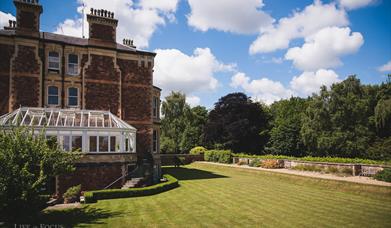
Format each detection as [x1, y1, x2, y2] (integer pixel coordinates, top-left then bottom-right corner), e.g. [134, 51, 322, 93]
[48, 51, 60, 73]
[68, 54, 79, 75]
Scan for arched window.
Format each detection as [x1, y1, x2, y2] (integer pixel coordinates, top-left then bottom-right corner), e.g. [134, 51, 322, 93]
[48, 86, 59, 105]
[68, 87, 78, 107]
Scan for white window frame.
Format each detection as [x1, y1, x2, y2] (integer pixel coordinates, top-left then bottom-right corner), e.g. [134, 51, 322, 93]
[67, 54, 79, 76]
[48, 51, 60, 72]
[47, 86, 59, 106]
[67, 87, 79, 107]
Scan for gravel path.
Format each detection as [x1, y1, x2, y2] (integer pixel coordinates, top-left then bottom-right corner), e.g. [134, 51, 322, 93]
[197, 162, 391, 187]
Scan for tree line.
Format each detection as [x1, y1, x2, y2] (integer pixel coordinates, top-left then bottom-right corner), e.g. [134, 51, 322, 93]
[160, 75, 391, 160]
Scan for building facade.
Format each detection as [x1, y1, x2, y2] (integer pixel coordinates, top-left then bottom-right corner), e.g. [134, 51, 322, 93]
[0, 0, 161, 194]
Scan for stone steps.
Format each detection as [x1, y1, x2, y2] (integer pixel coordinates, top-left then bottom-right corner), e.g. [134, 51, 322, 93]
[122, 177, 143, 189]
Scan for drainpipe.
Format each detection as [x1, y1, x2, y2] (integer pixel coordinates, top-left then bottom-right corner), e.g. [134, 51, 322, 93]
[41, 32, 46, 107]
[61, 44, 65, 108]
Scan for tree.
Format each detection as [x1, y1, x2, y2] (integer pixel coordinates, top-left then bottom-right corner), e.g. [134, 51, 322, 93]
[180, 106, 208, 153]
[204, 93, 270, 154]
[301, 76, 375, 158]
[160, 92, 190, 153]
[266, 97, 308, 156]
[0, 127, 79, 221]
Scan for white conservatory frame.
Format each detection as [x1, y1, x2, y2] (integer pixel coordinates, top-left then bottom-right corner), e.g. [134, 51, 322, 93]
[0, 107, 137, 153]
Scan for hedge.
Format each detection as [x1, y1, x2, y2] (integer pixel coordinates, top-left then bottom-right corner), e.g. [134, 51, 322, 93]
[233, 153, 391, 166]
[204, 150, 232, 164]
[84, 174, 179, 203]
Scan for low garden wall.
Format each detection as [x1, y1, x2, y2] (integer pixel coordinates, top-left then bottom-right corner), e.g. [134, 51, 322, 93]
[232, 157, 388, 176]
[160, 154, 204, 166]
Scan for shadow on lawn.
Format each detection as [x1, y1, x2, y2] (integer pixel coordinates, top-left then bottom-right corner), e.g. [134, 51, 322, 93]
[5, 206, 122, 228]
[163, 167, 228, 180]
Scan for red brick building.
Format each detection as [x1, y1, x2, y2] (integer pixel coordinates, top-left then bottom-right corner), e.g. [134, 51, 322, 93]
[0, 0, 161, 194]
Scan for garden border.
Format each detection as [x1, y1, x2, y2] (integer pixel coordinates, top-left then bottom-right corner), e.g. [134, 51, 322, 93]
[84, 174, 179, 203]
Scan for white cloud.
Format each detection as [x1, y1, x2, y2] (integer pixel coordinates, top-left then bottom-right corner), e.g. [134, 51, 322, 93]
[230, 69, 342, 103]
[0, 11, 15, 29]
[285, 27, 364, 71]
[54, 0, 178, 48]
[290, 69, 341, 96]
[230, 72, 294, 104]
[249, 0, 348, 54]
[378, 60, 391, 72]
[187, 0, 274, 34]
[154, 48, 235, 97]
[186, 96, 201, 107]
[338, 0, 376, 10]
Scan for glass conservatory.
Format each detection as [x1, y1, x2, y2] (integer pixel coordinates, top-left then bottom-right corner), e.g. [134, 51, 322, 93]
[0, 107, 136, 153]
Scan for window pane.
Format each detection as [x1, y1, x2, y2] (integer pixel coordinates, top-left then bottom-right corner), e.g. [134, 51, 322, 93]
[49, 52, 59, 57]
[68, 64, 78, 75]
[68, 54, 78, 64]
[48, 96, 58, 105]
[99, 136, 109, 152]
[72, 136, 82, 152]
[153, 130, 157, 152]
[125, 138, 129, 152]
[68, 88, 78, 96]
[63, 136, 70, 151]
[110, 136, 116, 152]
[89, 136, 97, 152]
[48, 86, 58, 95]
[68, 97, 78, 106]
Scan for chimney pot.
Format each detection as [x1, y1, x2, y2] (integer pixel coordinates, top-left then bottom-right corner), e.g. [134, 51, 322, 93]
[9, 20, 12, 27]
[90, 8, 93, 14]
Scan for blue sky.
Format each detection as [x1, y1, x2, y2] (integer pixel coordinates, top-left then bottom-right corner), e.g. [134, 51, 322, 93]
[1, 0, 390, 108]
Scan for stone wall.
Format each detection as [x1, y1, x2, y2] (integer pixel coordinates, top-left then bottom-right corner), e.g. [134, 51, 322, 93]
[232, 157, 388, 176]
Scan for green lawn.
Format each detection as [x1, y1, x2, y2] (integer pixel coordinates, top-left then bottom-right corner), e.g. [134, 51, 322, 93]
[35, 163, 391, 227]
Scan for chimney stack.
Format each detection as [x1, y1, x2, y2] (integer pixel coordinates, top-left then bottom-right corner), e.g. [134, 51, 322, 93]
[87, 8, 118, 44]
[13, 0, 43, 36]
[123, 38, 136, 48]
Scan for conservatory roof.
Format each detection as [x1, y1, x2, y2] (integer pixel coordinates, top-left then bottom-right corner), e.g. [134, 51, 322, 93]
[0, 107, 136, 131]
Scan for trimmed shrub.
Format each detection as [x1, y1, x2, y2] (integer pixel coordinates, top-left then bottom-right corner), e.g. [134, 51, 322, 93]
[292, 164, 323, 172]
[232, 153, 391, 165]
[249, 158, 261, 167]
[190, 146, 207, 155]
[260, 160, 282, 169]
[374, 168, 391, 183]
[204, 150, 232, 163]
[84, 174, 179, 203]
[63, 185, 81, 203]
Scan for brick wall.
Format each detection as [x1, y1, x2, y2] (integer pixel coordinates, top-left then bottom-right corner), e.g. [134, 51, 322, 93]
[11, 45, 41, 109]
[57, 163, 125, 195]
[90, 23, 115, 42]
[19, 11, 35, 30]
[84, 54, 120, 115]
[0, 44, 14, 115]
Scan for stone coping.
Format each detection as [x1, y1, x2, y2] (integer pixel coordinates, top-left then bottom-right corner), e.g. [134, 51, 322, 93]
[233, 157, 391, 168]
